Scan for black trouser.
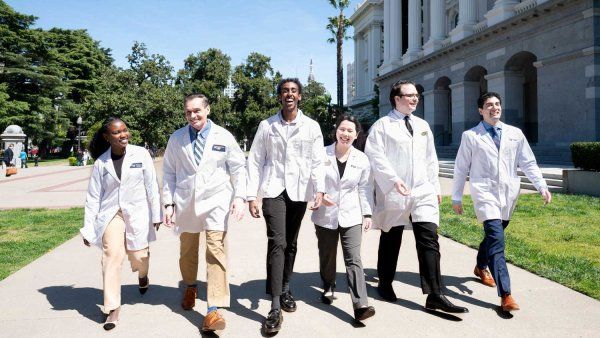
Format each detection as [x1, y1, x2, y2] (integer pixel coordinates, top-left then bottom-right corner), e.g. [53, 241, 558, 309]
[377, 221, 442, 295]
[262, 190, 307, 296]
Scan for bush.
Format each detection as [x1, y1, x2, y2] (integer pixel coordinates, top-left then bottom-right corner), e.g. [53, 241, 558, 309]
[68, 157, 77, 166]
[570, 142, 600, 171]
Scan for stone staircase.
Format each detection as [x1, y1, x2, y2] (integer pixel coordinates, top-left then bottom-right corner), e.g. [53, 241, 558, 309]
[438, 160, 564, 192]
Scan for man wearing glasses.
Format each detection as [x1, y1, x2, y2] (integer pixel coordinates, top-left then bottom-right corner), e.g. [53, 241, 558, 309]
[451, 92, 551, 312]
[365, 80, 468, 314]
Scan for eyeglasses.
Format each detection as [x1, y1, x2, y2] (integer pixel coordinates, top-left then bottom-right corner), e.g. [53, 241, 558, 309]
[400, 94, 421, 100]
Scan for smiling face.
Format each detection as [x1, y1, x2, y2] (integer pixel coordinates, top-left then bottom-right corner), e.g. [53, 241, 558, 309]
[393, 83, 420, 115]
[104, 120, 129, 152]
[479, 96, 502, 126]
[185, 97, 210, 131]
[336, 120, 358, 147]
[279, 81, 302, 114]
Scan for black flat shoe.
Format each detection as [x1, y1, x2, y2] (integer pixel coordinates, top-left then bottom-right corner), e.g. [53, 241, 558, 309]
[103, 309, 119, 331]
[138, 276, 149, 295]
[263, 309, 283, 333]
[425, 294, 469, 314]
[377, 284, 397, 302]
[280, 291, 297, 312]
[354, 306, 375, 321]
[321, 286, 335, 305]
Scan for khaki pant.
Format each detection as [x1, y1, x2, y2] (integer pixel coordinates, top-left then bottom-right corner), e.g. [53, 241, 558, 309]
[102, 211, 149, 313]
[179, 231, 230, 307]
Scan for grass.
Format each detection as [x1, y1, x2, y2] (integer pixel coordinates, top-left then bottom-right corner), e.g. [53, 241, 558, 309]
[0, 208, 83, 280]
[440, 193, 600, 300]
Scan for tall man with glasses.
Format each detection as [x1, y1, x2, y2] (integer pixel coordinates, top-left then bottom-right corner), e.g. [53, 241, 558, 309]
[247, 78, 325, 333]
[452, 92, 551, 312]
[365, 80, 468, 314]
[162, 93, 246, 333]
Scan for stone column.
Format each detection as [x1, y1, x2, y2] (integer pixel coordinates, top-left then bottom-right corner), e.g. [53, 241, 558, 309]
[449, 81, 480, 144]
[380, 0, 403, 74]
[367, 21, 383, 96]
[485, 0, 520, 27]
[353, 35, 360, 101]
[485, 70, 525, 129]
[450, 0, 477, 43]
[424, 89, 452, 146]
[403, 0, 422, 64]
[423, 0, 446, 55]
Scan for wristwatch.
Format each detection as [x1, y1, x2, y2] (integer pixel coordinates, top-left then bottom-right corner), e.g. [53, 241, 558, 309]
[164, 203, 175, 208]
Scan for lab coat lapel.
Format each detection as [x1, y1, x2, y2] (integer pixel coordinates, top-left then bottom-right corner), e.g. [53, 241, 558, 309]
[198, 127, 218, 168]
[389, 110, 412, 138]
[476, 122, 499, 155]
[181, 126, 197, 168]
[102, 149, 120, 183]
[340, 146, 357, 184]
[271, 111, 287, 141]
[120, 146, 133, 183]
[326, 144, 339, 180]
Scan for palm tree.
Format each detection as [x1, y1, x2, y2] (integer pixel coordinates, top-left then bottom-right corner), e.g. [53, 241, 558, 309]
[326, 0, 352, 108]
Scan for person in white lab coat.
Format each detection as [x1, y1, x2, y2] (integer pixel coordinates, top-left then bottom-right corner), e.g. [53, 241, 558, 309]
[311, 115, 376, 323]
[80, 117, 161, 331]
[451, 92, 551, 312]
[162, 93, 246, 333]
[365, 80, 468, 314]
[247, 78, 325, 333]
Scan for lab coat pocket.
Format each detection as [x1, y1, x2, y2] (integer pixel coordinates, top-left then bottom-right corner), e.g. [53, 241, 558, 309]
[469, 177, 493, 203]
[507, 176, 521, 204]
[384, 189, 407, 210]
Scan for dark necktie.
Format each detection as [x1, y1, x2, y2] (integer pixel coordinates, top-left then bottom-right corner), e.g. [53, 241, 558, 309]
[490, 127, 500, 150]
[404, 115, 413, 136]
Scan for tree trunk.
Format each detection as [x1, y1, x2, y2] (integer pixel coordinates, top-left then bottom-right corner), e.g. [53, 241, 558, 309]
[337, 17, 344, 107]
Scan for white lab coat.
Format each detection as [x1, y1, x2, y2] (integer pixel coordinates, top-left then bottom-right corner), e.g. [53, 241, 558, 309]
[80, 145, 161, 250]
[246, 110, 325, 202]
[162, 122, 246, 233]
[311, 144, 373, 229]
[365, 110, 441, 231]
[452, 122, 547, 222]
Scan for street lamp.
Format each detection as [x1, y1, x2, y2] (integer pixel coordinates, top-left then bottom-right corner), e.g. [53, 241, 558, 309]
[76, 116, 82, 153]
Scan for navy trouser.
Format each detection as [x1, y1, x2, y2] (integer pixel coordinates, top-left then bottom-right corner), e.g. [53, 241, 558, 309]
[477, 219, 511, 297]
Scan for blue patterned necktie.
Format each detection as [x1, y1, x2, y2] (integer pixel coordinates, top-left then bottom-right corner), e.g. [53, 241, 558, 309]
[490, 127, 501, 150]
[194, 131, 205, 165]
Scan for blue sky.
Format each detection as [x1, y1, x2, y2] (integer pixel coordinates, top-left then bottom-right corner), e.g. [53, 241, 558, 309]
[6, 0, 361, 103]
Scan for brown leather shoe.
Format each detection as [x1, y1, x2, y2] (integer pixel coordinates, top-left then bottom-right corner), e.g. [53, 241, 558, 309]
[181, 286, 197, 310]
[474, 266, 496, 287]
[501, 294, 520, 312]
[202, 310, 226, 332]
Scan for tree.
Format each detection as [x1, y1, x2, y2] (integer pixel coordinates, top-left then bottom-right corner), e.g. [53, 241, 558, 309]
[326, 0, 352, 107]
[231, 52, 280, 143]
[301, 80, 334, 142]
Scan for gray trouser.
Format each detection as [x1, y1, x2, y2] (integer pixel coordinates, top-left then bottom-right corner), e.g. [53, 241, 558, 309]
[315, 224, 369, 309]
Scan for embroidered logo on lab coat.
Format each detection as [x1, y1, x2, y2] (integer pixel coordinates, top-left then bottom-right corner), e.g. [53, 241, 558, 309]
[212, 144, 227, 152]
[421, 131, 428, 136]
[130, 162, 143, 168]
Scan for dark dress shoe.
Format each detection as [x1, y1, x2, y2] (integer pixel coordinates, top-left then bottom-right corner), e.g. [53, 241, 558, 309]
[377, 284, 397, 302]
[138, 276, 149, 295]
[263, 309, 283, 333]
[354, 306, 375, 321]
[425, 294, 469, 313]
[321, 286, 335, 305]
[280, 291, 297, 312]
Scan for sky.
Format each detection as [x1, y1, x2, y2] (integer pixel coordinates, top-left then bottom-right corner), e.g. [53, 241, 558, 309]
[6, 0, 362, 103]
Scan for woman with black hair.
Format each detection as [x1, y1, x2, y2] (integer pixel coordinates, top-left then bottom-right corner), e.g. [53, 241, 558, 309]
[311, 114, 376, 323]
[80, 117, 161, 330]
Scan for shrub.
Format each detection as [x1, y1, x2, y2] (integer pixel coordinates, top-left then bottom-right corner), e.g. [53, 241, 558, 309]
[68, 157, 77, 166]
[570, 142, 600, 171]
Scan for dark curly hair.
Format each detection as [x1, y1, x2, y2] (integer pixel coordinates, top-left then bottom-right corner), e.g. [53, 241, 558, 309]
[88, 117, 124, 160]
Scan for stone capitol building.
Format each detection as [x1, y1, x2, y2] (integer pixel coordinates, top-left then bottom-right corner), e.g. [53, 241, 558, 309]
[348, 0, 599, 164]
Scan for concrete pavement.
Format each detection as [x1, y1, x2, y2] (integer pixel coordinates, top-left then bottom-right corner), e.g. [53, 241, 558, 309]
[0, 161, 598, 337]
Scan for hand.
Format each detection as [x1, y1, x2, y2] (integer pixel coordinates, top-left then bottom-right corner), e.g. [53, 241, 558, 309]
[230, 197, 246, 221]
[163, 205, 175, 227]
[437, 195, 442, 204]
[153, 222, 161, 231]
[322, 194, 336, 207]
[541, 189, 552, 205]
[452, 203, 463, 215]
[394, 180, 411, 196]
[249, 200, 261, 218]
[362, 217, 372, 231]
[309, 192, 324, 210]
[83, 238, 91, 247]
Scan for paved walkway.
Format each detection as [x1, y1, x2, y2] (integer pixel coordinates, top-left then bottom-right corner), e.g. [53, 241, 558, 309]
[0, 161, 598, 337]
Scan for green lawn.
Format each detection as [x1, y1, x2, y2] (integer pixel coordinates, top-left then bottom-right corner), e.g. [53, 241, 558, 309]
[35, 158, 70, 167]
[440, 193, 600, 300]
[0, 208, 83, 280]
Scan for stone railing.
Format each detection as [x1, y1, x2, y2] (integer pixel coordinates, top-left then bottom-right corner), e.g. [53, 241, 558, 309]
[515, 0, 538, 14]
[474, 20, 488, 33]
[441, 37, 452, 48]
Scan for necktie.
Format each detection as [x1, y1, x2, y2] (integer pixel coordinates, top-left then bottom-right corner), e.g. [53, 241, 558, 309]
[404, 115, 413, 136]
[194, 131, 205, 165]
[490, 127, 500, 150]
